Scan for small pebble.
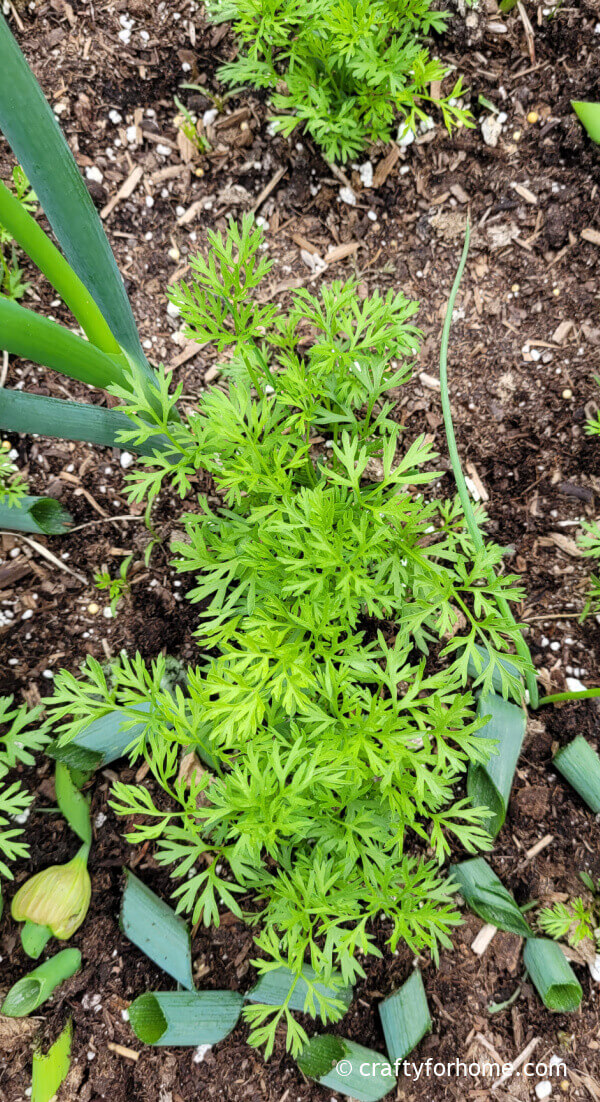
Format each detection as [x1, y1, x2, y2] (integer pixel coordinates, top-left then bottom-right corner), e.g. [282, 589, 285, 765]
[87, 603, 100, 615]
[527, 111, 539, 124]
[535, 1082, 552, 1101]
[562, 388, 572, 400]
[120, 451, 134, 469]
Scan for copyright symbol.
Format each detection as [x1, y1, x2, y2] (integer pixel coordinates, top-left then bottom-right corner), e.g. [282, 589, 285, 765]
[337, 1060, 352, 1076]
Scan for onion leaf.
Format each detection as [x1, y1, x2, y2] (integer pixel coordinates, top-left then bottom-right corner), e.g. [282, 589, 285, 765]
[297, 1035, 396, 1101]
[379, 969, 431, 1064]
[0, 388, 167, 455]
[450, 857, 531, 937]
[467, 692, 526, 836]
[572, 101, 600, 145]
[31, 1018, 73, 1102]
[129, 990, 243, 1046]
[523, 939, 582, 1012]
[120, 870, 195, 990]
[0, 495, 71, 535]
[55, 762, 92, 845]
[1, 948, 81, 1017]
[553, 735, 600, 813]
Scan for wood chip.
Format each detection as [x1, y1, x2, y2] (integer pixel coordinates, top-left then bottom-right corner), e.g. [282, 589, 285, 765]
[547, 532, 583, 558]
[169, 340, 203, 370]
[466, 461, 490, 502]
[107, 1043, 140, 1062]
[582, 228, 600, 246]
[372, 144, 400, 188]
[471, 923, 498, 955]
[101, 166, 144, 220]
[512, 182, 537, 205]
[324, 242, 359, 264]
[492, 1037, 540, 1091]
[292, 233, 320, 255]
[418, 371, 441, 391]
[524, 833, 553, 860]
[551, 319, 574, 344]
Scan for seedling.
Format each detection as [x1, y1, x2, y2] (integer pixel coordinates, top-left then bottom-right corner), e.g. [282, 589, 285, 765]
[94, 554, 133, 616]
[207, 0, 472, 161]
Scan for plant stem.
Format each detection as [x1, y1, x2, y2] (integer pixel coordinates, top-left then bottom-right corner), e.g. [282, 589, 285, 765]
[439, 223, 539, 708]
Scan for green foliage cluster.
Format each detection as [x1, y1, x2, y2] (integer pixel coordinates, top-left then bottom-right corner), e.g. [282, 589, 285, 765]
[0, 445, 28, 505]
[0, 698, 45, 883]
[538, 897, 596, 947]
[207, 0, 471, 161]
[47, 216, 528, 1055]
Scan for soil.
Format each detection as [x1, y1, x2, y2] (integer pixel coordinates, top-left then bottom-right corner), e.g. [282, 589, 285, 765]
[2, 0, 600, 1100]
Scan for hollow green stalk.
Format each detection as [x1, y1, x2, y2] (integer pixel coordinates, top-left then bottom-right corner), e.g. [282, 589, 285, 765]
[0, 179, 122, 355]
[439, 223, 539, 708]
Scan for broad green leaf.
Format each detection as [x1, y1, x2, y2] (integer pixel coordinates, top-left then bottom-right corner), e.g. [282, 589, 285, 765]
[0, 297, 127, 390]
[0, 15, 149, 369]
[467, 692, 526, 836]
[47, 705, 153, 773]
[0, 495, 71, 535]
[297, 1035, 395, 1101]
[572, 101, 600, 145]
[553, 736, 600, 813]
[450, 857, 531, 938]
[120, 870, 195, 990]
[0, 388, 168, 456]
[55, 762, 92, 845]
[129, 990, 243, 1046]
[523, 939, 582, 1012]
[1, 948, 81, 1017]
[31, 1018, 73, 1102]
[379, 969, 431, 1064]
[245, 965, 352, 1014]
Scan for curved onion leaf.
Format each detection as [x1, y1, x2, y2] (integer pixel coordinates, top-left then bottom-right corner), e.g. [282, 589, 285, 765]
[379, 969, 431, 1064]
[0, 496, 71, 535]
[553, 736, 600, 813]
[297, 1035, 395, 1101]
[31, 1018, 73, 1102]
[129, 991, 243, 1046]
[523, 939, 582, 1012]
[120, 870, 194, 990]
[1, 948, 81, 1017]
[0, 297, 127, 390]
[0, 388, 168, 456]
[0, 14, 148, 369]
[467, 692, 526, 836]
[246, 965, 352, 1015]
[450, 857, 531, 938]
[21, 920, 52, 959]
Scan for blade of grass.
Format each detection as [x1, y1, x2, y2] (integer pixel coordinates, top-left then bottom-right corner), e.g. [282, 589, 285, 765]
[439, 225, 538, 708]
[0, 15, 150, 370]
[1, 948, 81, 1016]
[0, 179, 121, 354]
[467, 692, 526, 837]
[296, 1035, 395, 1101]
[55, 762, 92, 845]
[0, 388, 168, 456]
[0, 297, 129, 390]
[129, 991, 243, 1046]
[450, 857, 532, 937]
[120, 869, 195, 990]
[0, 496, 71, 535]
[378, 969, 431, 1064]
[246, 965, 352, 1015]
[31, 1018, 73, 1102]
[572, 101, 600, 144]
[553, 736, 600, 813]
[523, 939, 582, 1012]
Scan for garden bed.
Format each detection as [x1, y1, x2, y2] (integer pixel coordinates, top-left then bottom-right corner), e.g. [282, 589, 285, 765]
[1, 0, 600, 1099]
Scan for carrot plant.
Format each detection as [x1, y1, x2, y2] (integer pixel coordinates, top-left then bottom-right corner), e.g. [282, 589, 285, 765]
[45, 213, 534, 1056]
[207, 0, 471, 161]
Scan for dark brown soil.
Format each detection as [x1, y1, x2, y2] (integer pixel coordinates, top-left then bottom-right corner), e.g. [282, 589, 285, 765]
[2, 0, 600, 1099]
